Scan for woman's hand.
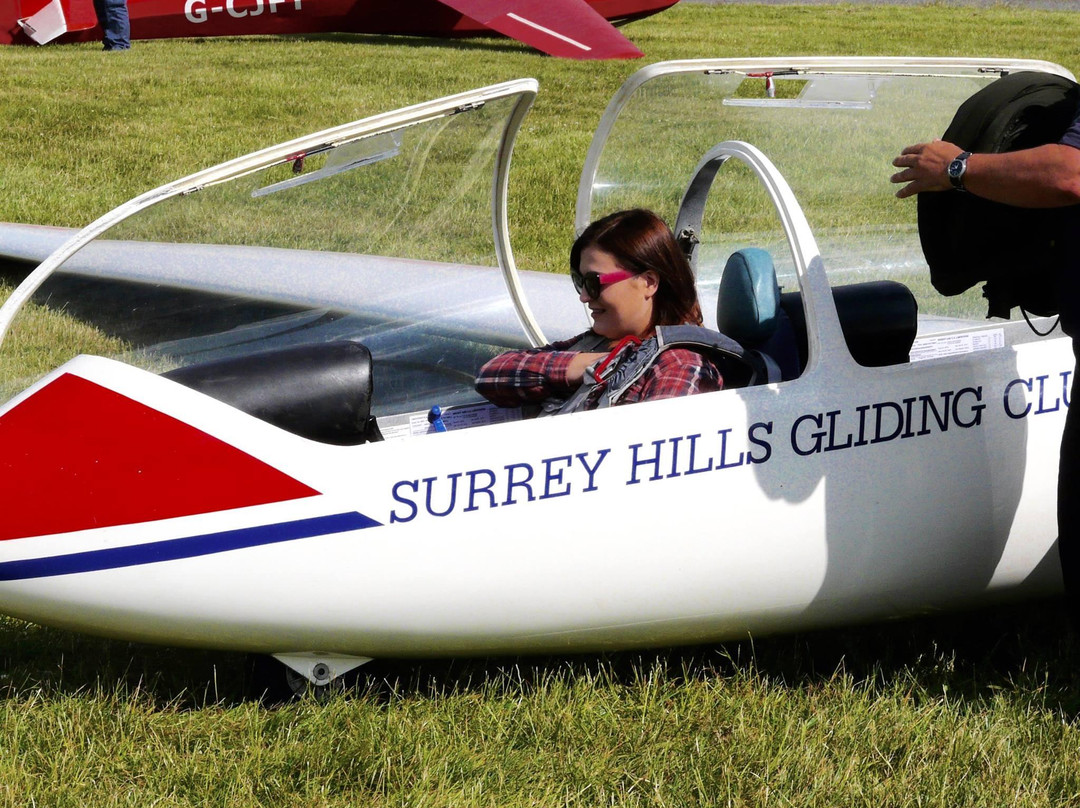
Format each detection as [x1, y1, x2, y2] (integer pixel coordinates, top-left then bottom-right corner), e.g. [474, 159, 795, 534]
[566, 352, 608, 385]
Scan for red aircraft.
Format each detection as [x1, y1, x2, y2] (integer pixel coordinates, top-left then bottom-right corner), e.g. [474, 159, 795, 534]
[0, 0, 677, 57]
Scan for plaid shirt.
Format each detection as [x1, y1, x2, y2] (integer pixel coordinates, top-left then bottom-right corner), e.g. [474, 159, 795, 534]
[475, 331, 723, 409]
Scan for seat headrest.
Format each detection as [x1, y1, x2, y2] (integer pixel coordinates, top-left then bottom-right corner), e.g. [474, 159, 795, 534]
[163, 340, 376, 445]
[716, 248, 781, 347]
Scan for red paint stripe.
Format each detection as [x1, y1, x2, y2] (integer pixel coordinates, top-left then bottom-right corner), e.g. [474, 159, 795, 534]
[0, 374, 319, 541]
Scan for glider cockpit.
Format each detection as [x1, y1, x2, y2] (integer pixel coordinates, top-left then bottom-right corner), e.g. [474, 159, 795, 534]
[0, 62, 967, 439]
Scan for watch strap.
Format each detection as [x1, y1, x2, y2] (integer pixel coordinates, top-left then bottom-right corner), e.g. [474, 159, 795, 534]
[948, 151, 972, 191]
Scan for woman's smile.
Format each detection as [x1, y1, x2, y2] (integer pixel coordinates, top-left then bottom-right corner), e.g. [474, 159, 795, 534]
[578, 245, 656, 339]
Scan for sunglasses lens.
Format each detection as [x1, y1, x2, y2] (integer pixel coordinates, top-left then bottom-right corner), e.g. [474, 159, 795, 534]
[572, 270, 627, 298]
[571, 270, 600, 298]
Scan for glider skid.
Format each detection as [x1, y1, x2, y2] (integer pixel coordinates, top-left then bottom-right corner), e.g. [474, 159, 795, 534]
[248, 652, 373, 702]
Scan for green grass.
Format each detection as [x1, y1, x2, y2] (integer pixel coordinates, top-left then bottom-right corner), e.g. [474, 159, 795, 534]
[0, 280, 128, 399]
[3, 601, 1080, 806]
[1, 4, 1079, 273]
[4, 4, 1080, 804]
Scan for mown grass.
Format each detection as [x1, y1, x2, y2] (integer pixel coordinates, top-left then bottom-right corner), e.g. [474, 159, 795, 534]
[3, 600, 1080, 806]
[0, 280, 128, 398]
[4, 3, 1080, 804]
[2, 3, 1079, 272]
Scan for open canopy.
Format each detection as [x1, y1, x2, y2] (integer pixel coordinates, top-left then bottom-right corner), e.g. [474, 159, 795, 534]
[0, 80, 561, 416]
[577, 57, 1076, 335]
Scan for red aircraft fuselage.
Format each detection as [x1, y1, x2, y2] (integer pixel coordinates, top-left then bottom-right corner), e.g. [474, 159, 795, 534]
[0, 0, 679, 58]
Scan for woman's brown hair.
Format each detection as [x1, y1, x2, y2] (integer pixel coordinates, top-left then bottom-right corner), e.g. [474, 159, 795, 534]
[570, 208, 703, 328]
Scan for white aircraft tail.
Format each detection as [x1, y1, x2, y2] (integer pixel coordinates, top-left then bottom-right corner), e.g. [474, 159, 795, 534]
[17, 0, 66, 43]
[11, 0, 96, 44]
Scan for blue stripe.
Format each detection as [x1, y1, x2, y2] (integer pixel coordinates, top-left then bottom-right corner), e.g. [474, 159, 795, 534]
[0, 511, 381, 581]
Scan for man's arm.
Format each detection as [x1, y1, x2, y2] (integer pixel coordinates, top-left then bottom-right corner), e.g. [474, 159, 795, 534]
[891, 140, 1080, 208]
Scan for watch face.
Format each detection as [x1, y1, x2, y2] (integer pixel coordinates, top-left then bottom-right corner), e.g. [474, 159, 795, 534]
[948, 159, 963, 177]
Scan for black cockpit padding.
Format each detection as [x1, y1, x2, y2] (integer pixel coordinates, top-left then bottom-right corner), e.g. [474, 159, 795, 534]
[779, 280, 918, 370]
[163, 341, 380, 445]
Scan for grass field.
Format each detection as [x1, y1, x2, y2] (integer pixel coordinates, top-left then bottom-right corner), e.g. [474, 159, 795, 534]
[2, 3, 1080, 270]
[4, 3, 1080, 805]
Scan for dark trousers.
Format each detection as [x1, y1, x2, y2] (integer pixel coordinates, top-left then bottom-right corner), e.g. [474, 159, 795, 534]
[92, 0, 129, 50]
[1060, 342, 1080, 620]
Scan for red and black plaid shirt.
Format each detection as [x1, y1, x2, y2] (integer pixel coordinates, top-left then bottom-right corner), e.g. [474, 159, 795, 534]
[475, 331, 723, 409]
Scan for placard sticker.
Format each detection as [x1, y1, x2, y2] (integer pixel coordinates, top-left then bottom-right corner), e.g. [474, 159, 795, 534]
[910, 329, 1005, 362]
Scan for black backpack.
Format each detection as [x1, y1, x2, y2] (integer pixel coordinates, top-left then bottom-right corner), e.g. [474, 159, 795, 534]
[917, 71, 1080, 320]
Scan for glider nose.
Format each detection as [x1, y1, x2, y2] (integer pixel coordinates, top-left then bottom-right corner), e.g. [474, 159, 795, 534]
[0, 370, 318, 543]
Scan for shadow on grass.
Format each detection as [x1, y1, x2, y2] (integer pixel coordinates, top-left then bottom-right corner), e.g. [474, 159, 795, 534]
[0, 618, 253, 709]
[3, 597, 1079, 714]
[363, 596, 1080, 715]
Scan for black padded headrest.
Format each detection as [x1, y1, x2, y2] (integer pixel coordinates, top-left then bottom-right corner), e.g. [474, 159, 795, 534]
[780, 280, 918, 370]
[163, 340, 377, 445]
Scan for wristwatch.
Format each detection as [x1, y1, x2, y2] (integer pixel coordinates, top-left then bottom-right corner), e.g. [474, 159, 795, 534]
[947, 151, 972, 191]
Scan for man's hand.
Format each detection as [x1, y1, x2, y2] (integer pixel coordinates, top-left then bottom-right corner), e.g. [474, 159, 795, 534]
[890, 140, 964, 198]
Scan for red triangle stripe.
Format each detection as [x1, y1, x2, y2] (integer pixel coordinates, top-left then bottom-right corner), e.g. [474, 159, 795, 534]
[0, 373, 319, 541]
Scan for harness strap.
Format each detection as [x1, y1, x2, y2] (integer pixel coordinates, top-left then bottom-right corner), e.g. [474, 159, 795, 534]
[540, 325, 778, 417]
[599, 325, 767, 407]
[536, 333, 638, 418]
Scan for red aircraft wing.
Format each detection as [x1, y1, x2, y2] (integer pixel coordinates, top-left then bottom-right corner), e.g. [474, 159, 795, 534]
[439, 0, 643, 59]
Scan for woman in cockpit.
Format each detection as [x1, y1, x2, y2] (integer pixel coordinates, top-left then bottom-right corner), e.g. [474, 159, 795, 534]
[475, 208, 723, 413]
